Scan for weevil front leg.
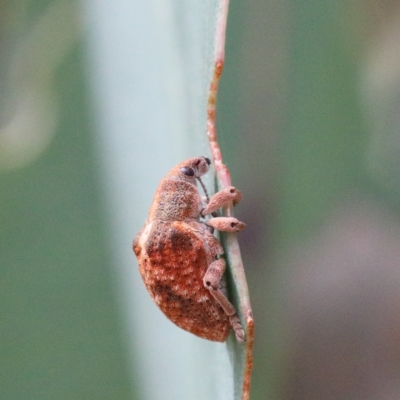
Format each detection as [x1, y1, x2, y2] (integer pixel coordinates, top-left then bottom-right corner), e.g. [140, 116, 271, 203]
[201, 186, 246, 232]
[201, 186, 242, 216]
[203, 258, 245, 343]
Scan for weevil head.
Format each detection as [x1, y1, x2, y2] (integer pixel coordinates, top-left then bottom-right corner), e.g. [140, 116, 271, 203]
[149, 157, 212, 222]
[168, 156, 211, 183]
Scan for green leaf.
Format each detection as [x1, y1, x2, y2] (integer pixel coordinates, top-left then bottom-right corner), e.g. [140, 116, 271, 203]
[86, 0, 252, 399]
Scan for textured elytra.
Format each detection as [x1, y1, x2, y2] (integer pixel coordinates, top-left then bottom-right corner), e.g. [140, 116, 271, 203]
[133, 157, 245, 342]
[134, 219, 229, 341]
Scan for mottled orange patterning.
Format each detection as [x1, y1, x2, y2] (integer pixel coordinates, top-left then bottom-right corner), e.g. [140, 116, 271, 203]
[133, 157, 246, 342]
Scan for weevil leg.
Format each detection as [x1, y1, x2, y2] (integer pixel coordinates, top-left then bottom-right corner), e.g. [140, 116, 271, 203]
[200, 196, 218, 222]
[203, 258, 245, 343]
[206, 217, 246, 232]
[201, 186, 242, 216]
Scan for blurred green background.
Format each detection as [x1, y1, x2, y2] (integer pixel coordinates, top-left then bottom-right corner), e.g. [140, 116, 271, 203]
[2, 0, 400, 399]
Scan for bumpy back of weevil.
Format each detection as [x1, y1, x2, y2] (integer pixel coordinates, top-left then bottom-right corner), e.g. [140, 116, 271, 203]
[148, 157, 211, 222]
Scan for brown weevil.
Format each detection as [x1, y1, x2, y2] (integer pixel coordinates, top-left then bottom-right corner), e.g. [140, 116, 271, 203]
[133, 156, 246, 342]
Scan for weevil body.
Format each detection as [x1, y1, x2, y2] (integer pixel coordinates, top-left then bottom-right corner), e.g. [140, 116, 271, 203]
[133, 157, 246, 342]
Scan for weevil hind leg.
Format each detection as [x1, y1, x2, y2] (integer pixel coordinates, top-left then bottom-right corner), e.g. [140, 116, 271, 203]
[203, 258, 245, 343]
[229, 314, 245, 343]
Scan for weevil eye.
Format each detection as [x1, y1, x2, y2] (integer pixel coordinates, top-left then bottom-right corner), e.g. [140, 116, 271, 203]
[204, 157, 211, 165]
[180, 166, 195, 177]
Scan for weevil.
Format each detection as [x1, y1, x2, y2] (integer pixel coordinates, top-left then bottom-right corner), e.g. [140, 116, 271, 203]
[133, 156, 246, 342]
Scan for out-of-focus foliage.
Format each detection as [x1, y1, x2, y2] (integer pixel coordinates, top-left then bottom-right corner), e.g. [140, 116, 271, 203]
[219, 0, 400, 398]
[0, 1, 136, 399]
[3, 0, 400, 399]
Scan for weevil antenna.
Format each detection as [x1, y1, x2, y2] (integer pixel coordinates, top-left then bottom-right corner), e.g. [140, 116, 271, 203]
[197, 177, 210, 203]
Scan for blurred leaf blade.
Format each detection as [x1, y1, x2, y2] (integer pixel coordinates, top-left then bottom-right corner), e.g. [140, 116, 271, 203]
[84, 0, 249, 399]
[0, 1, 138, 398]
